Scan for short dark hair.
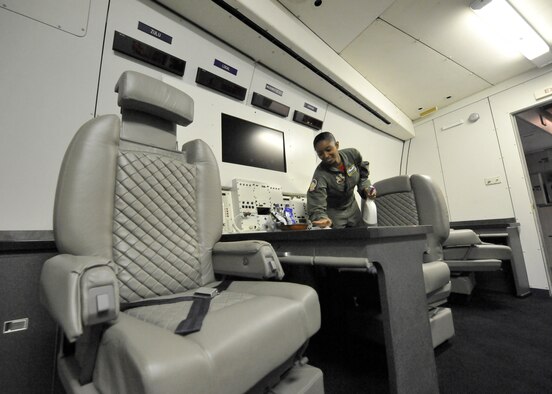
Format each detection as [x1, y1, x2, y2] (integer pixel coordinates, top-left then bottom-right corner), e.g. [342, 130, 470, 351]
[313, 131, 336, 147]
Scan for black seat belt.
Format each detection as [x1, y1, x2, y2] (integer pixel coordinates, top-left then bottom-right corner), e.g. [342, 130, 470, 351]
[78, 279, 232, 385]
[174, 296, 211, 335]
[78, 324, 105, 385]
[121, 278, 233, 335]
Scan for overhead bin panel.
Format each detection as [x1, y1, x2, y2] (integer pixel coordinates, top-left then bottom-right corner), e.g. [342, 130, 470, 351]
[341, 19, 492, 120]
[381, 0, 538, 84]
[277, 0, 394, 53]
[156, 0, 415, 140]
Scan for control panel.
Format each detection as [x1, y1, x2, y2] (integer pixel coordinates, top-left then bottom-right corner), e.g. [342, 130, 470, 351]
[283, 195, 308, 224]
[222, 179, 307, 233]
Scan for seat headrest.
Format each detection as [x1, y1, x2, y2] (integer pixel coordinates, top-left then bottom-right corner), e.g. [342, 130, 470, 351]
[115, 71, 194, 126]
[373, 175, 412, 196]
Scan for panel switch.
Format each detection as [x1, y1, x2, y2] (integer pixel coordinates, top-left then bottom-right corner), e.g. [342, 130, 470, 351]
[96, 293, 110, 314]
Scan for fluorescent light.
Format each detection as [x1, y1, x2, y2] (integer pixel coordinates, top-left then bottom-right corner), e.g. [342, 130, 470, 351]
[470, 0, 549, 60]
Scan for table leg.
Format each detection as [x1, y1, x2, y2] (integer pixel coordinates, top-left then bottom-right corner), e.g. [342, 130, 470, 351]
[506, 225, 531, 297]
[370, 238, 439, 394]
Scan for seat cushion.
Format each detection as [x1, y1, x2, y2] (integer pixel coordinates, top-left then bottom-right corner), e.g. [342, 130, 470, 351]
[443, 243, 512, 261]
[94, 281, 320, 394]
[422, 261, 450, 295]
[446, 259, 503, 271]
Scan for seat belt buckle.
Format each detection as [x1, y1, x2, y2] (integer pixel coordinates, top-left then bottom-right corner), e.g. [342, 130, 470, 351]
[194, 287, 219, 299]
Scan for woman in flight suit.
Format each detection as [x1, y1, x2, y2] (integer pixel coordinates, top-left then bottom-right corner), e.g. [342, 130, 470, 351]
[307, 132, 376, 228]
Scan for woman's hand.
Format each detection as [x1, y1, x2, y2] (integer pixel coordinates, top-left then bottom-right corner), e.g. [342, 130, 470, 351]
[364, 186, 377, 200]
[312, 218, 332, 228]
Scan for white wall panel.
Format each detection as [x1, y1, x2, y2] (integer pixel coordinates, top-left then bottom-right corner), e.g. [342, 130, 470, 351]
[95, 0, 343, 195]
[322, 106, 404, 184]
[433, 99, 514, 221]
[2, 0, 91, 36]
[248, 65, 328, 122]
[489, 72, 552, 290]
[0, 0, 405, 231]
[405, 121, 448, 204]
[412, 79, 551, 289]
[96, 0, 254, 117]
[0, 1, 109, 230]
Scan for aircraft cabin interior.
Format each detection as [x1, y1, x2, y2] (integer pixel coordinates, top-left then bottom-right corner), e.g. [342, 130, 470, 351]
[3, 0, 552, 393]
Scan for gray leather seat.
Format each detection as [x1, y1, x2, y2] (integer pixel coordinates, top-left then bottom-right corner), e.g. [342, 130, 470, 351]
[373, 174, 454, 347]
[375, 173, 515, 299]
[442, 229, 512, 296]
[40, 71, 323, 394]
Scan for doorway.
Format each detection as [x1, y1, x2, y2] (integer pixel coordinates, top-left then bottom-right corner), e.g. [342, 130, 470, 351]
[514, 101, 552, 283]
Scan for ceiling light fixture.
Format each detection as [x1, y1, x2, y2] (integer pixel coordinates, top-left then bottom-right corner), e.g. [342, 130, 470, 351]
[470, 0, 549, 61]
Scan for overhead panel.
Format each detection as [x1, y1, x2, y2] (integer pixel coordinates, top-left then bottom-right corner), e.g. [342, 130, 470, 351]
[276, 0, 394, 53]
[341, 19, 492, 120]
[380, 0, 534, 85]
[155, 0, 415, 140]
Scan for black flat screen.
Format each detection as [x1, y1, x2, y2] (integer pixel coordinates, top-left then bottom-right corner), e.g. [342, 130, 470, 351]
[221, 114, 287, 172]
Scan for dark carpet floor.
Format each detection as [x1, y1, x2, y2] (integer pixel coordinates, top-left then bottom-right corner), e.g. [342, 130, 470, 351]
[306, 274, 552, 394]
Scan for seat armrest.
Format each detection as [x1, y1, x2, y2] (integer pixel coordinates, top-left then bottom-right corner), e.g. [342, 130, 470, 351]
[443, 229, 482, 247]
[40, 254, 119, 342]
[212, 240, 284, 280]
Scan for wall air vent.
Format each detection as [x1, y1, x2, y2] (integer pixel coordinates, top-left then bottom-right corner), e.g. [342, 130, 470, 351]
[419, 106, 438, 117]
[293, 110, 323, 130]
[251, 92, 290, 117]
[195, 68, 247, 101]
[112, 31, 185, 76]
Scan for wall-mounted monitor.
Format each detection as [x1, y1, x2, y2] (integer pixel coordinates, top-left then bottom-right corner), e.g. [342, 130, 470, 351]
[221, 114, 287, 172]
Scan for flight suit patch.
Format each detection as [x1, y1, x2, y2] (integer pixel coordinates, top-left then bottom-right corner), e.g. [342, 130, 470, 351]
[346, 165, 357, 177]
[336, 173, 345, 185]
[309, 179, 318, 191]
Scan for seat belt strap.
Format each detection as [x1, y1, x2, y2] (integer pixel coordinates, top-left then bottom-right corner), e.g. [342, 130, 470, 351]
[214, 277, 233, 292]
[175, 296, 211, 335]
[78, 324, 105, 385]
[120, 279, 233, 335]
[175, 279, 233, 335]
[79, 279, 233, 382]
[120, 295, 195, 311]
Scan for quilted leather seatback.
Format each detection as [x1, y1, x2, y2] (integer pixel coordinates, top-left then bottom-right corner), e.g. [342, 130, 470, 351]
[113, 145, 202, 303]
[376, 191, 419, 226]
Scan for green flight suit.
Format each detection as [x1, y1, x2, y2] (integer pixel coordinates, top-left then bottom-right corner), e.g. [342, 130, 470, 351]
[307, 148, 372, 228]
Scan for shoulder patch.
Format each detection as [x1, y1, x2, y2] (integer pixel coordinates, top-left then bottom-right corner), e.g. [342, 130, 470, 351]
[346, 164, 357, 177]
[309, 179, 318, 192]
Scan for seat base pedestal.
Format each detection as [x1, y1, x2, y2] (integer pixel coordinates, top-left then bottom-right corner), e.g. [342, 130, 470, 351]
[271, 364, 324, 394]
[58, 355, 324, 394]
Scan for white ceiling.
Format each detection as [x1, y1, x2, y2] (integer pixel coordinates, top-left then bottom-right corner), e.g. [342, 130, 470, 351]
[155, 0, 552, 138]
[277, 0, 552, 119]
